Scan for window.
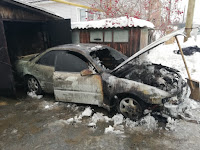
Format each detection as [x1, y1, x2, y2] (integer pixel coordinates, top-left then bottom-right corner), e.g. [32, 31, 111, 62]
[55, 52, 88, 72]
[104, 30, 112, 42]
[72, 31, 80, 44]
[90, 31, 103, 42]
[80, 9, 87, 21]
[37, 50, 61, 66]
[113, 30, 129, 42]
[90, 48, 127, 70]
[90, 29, 129, 43]
[79, 9, 99, 22]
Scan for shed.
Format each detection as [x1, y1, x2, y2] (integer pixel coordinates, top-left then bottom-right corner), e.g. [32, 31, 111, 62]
[71, 16, 154, 57]
[0, 0, 72, 96]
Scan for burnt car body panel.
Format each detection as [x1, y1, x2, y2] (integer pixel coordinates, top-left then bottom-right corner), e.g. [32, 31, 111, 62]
[15, 29, 187, 111]
[53, 72, 104, 106]
[102, 73, 171, 105]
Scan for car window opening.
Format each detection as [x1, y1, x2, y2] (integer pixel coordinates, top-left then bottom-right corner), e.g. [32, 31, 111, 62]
[90, 48, 127, 70]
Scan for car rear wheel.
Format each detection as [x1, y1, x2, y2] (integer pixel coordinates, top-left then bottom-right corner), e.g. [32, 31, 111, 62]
[117, 97, 143, 121]
[26, 76, 42, 94]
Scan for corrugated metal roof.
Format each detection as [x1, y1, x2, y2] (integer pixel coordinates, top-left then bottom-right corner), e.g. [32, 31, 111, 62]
[71, 16, 154, 29]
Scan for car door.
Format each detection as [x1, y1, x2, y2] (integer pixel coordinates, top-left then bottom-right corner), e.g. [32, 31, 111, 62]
[32, 50, 61, 93]
[53, 51, 104, 106]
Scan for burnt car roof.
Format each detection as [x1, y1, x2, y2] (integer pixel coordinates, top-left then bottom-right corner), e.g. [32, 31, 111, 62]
[48, 43, 107, 54]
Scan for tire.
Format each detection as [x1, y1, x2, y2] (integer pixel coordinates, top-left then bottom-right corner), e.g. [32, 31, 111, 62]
[26, 76, 42, 95]
[117, 97, 143, 121]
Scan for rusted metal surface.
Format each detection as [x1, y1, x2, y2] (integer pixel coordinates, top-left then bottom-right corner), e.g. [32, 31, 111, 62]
[187, 79, 200, 101]
[80, 69, 93, 76]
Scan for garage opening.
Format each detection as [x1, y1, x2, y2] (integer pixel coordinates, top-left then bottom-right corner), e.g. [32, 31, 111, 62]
[3, 21, 47, 65]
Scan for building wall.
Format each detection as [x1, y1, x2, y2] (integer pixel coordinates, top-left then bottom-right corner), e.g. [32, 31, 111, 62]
[32, 1, 98, 22]
[34, 2, 79, 22]
[73, 27, 143, 57]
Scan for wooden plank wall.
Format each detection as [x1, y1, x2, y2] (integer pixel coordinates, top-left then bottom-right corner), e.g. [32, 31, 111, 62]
[80, 30, 90, 43]
[79, 27, 141, 57]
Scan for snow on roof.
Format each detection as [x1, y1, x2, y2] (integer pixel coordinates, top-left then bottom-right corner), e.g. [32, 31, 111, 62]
[71, 16, 154, 29]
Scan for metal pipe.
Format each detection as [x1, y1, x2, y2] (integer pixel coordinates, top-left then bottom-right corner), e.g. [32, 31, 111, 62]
[51, 0, 102, 11]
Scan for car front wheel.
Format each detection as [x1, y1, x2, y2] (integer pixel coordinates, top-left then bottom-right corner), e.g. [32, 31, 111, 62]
[26, 76, 42, 94]
[117, 97, 143, 121]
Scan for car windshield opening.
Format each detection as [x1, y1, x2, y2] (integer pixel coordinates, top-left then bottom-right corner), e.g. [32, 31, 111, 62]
[90, 48, 127, 70]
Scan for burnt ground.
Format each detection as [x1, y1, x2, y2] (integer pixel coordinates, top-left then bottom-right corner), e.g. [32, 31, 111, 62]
[1, 90, 200, 150]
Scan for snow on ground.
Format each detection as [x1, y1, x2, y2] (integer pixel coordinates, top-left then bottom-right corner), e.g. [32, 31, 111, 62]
[27, 91, 43, 99]
[164, 98, 200, 124]
[145, 35, 200, 124]
[145, 35, 200, 81]
[40, 101, 59, 110]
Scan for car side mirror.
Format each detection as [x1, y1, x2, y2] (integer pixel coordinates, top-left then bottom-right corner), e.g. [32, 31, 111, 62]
[80, 69, 93, 76]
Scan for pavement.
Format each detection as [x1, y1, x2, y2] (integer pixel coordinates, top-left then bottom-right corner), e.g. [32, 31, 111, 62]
[0, 92, 200, 150]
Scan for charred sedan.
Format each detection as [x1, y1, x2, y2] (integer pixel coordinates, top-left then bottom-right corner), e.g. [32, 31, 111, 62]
[15, 30, 187, 120]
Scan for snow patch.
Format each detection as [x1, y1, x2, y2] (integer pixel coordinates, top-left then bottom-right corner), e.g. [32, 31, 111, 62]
[139, 114, 158, 130]
[72, 16, 154, 29]
[164, 98, 200, 123]
[104, 125, 124, 134]
[81, 107, 93, 118]
[11, 129, 18, 134]
[146, 37, 200, 81]
[165, 117, 177, 131]
[90, 45, 103, 51]
[27, 91, 43, 99]
[58, 107, 93, 125]
[112, 114, 124, 126]
[89, 112, 112, 126]
[40, 101, 59, 110]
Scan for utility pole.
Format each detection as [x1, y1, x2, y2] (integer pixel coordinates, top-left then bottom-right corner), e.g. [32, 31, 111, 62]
[184, 0, 196, 42]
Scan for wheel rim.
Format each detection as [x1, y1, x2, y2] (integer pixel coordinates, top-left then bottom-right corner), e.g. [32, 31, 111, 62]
[27, 77, 39, 93]
[119, 98, 142, 120]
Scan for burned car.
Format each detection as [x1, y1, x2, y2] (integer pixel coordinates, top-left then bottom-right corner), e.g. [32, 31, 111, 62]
[15, 30, 187, 120]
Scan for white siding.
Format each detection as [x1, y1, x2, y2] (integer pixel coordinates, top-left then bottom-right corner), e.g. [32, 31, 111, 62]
[34, 2, 80, 22]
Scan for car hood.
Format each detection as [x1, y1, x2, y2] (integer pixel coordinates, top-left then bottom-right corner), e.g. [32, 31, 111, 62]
[111, 28, 185, 73]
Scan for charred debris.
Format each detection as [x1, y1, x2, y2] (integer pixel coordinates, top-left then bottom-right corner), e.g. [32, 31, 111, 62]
[112, 59, 186, 96]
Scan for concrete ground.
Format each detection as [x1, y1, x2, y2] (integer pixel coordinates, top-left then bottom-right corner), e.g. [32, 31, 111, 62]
[0, 92, 200, 150]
